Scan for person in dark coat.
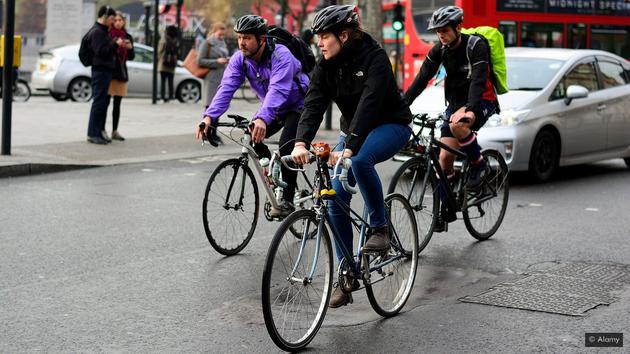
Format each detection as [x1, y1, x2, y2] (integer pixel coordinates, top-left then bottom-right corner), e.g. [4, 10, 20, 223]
[106, 11, 135, 141]
[158, 25, 179, 102]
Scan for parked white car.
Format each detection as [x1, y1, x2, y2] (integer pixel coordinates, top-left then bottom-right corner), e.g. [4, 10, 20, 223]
[409, 47, 630, 182]
[31, 43, 202, 103]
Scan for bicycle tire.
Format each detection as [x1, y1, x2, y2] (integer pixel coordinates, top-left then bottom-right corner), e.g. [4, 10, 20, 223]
[13, 80, 31, 102]
[202, 158, 259, 256]
[388, 157, 438, 253]
[463, 149, 509, 240]
[262, 209, 333, 351]
[365, 193, 418, 317]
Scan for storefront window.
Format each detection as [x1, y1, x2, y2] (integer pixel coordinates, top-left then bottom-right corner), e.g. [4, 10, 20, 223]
[590, 25, 630, 58]
[521, 22, 564, 48]
[568, 24, 587, 49]
[499, 21, 517, 47]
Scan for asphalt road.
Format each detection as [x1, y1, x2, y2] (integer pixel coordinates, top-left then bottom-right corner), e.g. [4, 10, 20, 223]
[1, 157, 629, 353]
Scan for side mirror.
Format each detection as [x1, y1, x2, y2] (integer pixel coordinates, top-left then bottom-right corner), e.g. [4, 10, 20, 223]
[564, 85, 589, 105]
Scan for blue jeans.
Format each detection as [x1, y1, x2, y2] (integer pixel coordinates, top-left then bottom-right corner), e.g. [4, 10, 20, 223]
[87, 69, 112, 137]
[328, 123, 412, 262]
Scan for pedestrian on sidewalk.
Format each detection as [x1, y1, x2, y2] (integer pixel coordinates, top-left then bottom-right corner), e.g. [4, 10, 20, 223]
[158, 25, 179, 103]
[105, 10, 135, 142]
[85, 5, 124, 145]
[197, 21, 229, 144]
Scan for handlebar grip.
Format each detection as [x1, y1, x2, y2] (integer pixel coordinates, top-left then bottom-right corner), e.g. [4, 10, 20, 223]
[271, 159, 288, 189]
[339, 158, 358, 194]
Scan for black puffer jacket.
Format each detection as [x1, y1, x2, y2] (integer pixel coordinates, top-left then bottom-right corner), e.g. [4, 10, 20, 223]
[296, 33, 411, 153]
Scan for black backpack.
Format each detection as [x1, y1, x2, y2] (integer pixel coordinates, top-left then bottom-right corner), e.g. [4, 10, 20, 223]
[163, 39, 178, 68]
[267, 25, 316, 75]
[78, 29, 94, 67]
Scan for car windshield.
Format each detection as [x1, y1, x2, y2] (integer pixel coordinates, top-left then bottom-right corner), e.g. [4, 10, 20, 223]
[507, 58, 564, 91]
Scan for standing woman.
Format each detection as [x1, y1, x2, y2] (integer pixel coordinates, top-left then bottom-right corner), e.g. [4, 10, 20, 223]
[291, 5, 412, 308]
[158, 25, 179, 103]
[197, 22, 229, 144]
[107, 11, 134, 141]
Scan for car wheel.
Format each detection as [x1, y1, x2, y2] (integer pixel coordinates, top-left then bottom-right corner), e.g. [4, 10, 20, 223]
[68, 77, 92, 102]
[176, 80, 201, 103]
[624, 157, 630, 169]
[529, 129, 559, 182]
[50, 91, 68, 101]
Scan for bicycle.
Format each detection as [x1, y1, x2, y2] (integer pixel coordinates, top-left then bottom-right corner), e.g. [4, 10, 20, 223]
[261, 143, 418, 351]
[199, 115, 314, 256]
[0, 77, 31, 102]
[388, 113, 509, 249]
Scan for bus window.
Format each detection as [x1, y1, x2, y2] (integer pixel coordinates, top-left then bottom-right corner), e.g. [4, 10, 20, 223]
[568, 24, 587, 49]
[498, 21, 517, 47]
[521, 22, 564, 48]
[590, 25, 630, 58]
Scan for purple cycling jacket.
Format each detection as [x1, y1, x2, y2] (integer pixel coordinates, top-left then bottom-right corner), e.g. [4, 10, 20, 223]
[203, 43, 309, 125]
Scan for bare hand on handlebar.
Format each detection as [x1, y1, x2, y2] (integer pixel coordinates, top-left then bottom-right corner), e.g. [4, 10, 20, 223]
[250, 118, 267, 143]
[291, 142, 311, 165]
[328, 149, 353, 167]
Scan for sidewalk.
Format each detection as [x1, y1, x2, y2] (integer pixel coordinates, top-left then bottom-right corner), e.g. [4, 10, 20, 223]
[0, 97, 342, 178]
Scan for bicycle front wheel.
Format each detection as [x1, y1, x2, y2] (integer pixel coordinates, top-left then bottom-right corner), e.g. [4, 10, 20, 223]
[388, 157, 438, 253]
[365, 193, 419, 317]
[202, 158, 259, 256]
[463, 149, 509, 240]
[262, 209, 333, 351]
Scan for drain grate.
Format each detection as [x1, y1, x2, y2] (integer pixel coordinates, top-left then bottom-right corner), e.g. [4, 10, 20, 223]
[460, 262, 630, 316]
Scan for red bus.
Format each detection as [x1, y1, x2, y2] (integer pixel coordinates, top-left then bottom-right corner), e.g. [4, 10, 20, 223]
[401, 0, 630, 90]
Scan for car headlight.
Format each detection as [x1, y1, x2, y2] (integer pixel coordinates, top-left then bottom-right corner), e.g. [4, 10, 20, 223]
[486, 109, 530, 127]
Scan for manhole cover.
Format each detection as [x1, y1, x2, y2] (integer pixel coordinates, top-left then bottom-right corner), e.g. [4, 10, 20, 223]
[460, 262, 630, 316]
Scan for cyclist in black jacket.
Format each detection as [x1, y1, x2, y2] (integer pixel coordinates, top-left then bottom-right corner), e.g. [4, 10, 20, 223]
[405, 6, 499, 231]
[291, 5, 412, 308]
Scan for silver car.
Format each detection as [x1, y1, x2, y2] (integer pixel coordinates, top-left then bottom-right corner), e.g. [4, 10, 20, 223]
[31, 43, 202, 103]
[409, 47, 630, 182]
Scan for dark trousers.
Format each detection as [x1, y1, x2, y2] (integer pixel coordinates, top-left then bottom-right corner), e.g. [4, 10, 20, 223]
[110, 96, 122, 131]
[252, 111, 300, 203]
[88, 69, 112, 137]
[160, 71, 174, 101]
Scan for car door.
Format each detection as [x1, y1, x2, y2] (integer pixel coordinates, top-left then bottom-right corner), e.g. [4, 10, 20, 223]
[595, 57, 630, 150]
[126, 46, 154, 96]
[550, 57, 606, 156]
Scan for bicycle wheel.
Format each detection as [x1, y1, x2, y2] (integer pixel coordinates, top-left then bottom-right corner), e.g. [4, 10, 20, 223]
[365, 193, 418, 317]
[12, 80, 31, 102]
[202, 158, 259, 256]
[388, 157, 438, 253]
[463, 149, 509, 240]
[262, 209, 333, 351]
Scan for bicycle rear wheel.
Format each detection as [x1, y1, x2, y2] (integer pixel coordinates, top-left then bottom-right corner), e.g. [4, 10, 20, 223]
[13, 80, 31, 102]
[262, 209, 333, 351]
[202, 158, 259, 255]
[388, 157, 438, 253]
[463, 149, 509, 240]
[365, 193, 418, 317]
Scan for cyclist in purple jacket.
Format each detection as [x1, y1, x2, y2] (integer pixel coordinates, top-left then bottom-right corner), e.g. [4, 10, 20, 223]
[195, 15, 309, 218]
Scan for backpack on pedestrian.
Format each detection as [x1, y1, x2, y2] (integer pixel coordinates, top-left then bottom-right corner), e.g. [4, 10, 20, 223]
[79, 29, 94, 67]
[461, 26, 508, 95]
[266, 25, 316, 76]
[163, 39, 179, 68]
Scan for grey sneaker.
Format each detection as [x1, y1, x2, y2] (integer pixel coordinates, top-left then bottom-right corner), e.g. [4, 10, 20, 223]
[269, 201, 295, 218]
[101, 130, 112, 143]
[363, 226, 390, 252]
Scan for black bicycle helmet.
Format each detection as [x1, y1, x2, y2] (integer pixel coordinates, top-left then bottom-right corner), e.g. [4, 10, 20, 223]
[427, 6, 463, 31]
[234, 15, 268, 35]
[311, 5, 359, 35]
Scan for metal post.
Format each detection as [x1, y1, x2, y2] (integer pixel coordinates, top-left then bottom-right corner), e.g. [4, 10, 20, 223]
[144, 3, 151, 45]
[394, 29, 400, 87]
[280, 0, 287, 28]
[152, 0, 159, 104]
[176, 0, 182, 34]
[1, 0, 15, 155]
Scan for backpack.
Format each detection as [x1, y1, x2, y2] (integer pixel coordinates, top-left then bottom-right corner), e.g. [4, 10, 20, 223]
[78, 29, 94, 67]
[267, 25, 316, 76]
[461, 26, 508, 95]
[163, 39, 178, 68]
